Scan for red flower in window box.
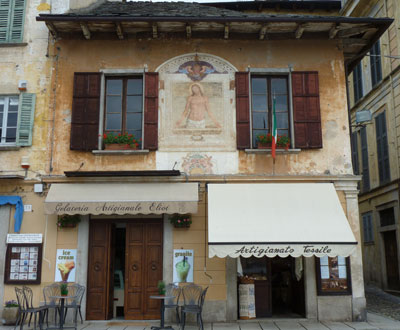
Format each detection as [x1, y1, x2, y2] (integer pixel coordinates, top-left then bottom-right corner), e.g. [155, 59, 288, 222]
[103, 132, 139, 150]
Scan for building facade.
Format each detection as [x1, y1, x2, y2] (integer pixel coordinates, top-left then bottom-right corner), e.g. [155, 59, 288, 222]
[0, 0, 392, 323]
[345, 0, 400, 292]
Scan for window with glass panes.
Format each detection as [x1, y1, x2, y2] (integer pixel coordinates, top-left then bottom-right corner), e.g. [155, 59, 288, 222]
[0, 96, 19, 144]
[105, 76, 143, 147]
[370, 41, 382, 87]
[251, 76, 289, 147]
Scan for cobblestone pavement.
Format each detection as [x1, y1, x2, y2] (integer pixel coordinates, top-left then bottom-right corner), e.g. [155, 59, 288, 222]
[365, 285, 400, 321]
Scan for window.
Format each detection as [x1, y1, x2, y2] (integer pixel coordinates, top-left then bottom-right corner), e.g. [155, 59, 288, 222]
[251, 76, 289, 147]
[375, 111, 390, 184]
[370, 41, 382, 87]
[353, 62, 363, 103]
[316, 256, 352, 295]
[362, 212, 374, 243]
[0, 96, 18, 144]
[70, 72, 158, 151]
[0, 93, 35, 146]
[360, 127, 370, 192]
[0, 0, 26, 43]
[104, 76, 143, 148]
[351, 131, 359, 175]
[235, 71, 322, 150]
[379, 208, 395, 227]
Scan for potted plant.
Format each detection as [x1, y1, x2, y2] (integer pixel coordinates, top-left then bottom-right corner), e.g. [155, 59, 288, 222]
[157, 280, 166, 295]
[60, 282, 69, 296]
[276, 135, 291, 150]
[256, 133, 272, 148]
[102, 132, 140, 150]
[169, 214, 192, 228]
[57, 215, 81, 228]
[1, 300, 19, 325]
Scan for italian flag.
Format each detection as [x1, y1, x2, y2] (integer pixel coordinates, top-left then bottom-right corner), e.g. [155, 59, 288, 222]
[271, 97, 277, 160]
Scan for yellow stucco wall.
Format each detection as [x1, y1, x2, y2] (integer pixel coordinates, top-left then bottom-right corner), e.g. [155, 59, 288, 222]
[48, 38, 351, 177]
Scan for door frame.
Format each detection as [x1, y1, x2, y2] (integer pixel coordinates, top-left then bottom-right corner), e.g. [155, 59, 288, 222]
[85, 215, 173, 320]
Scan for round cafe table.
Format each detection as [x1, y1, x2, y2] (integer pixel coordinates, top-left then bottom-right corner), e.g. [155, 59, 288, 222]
[150, 295, 175, 330]
[46, 294, 78, 330]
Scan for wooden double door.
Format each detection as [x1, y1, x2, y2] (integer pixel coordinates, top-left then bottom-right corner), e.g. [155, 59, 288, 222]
[86, 219, 163, 320]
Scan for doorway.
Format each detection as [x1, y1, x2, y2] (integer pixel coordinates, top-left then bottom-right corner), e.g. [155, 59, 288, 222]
[86, 219, 163, 320]
[383, 230, 400, 290]
[239, 256, 305, 318]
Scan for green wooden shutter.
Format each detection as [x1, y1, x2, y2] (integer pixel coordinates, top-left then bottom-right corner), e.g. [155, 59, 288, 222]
[0, 0, 11, 42]
[9, 0, 25, 42]
[16, 93, 36, 146]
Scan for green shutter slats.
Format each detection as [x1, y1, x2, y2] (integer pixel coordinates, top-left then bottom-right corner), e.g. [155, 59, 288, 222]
[10, 0, 25, 42]
[0, 0, 10, 42]
[0, 0, 25, 43]
[16, 92, 35, 146]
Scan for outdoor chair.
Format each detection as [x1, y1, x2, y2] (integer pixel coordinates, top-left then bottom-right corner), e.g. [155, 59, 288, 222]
[63, 284, 85, 324]
[181, 284, 208, 330]
[43, 283, 62, 327]
[163, 283, 181, 326]
[14, 287, 47, 330]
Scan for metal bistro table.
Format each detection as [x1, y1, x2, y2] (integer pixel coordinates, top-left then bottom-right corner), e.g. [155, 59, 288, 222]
[46, 294, 77, 330]
[150, 295, 175, 330]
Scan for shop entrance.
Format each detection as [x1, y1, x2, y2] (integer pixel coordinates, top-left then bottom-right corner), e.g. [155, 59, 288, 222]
[239, 256, 305, 318]
[86, 219, 163, 320]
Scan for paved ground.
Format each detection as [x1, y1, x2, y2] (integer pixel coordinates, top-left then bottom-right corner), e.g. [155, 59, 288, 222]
[3, 286, 400, 330]
[365, 285, 400, 321]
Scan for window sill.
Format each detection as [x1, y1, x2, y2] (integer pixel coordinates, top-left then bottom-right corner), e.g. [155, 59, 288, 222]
[0, 145, 20, 151]
[244, 148, 301, 154]
[92, 149, 150, 155]
[0, 42, 28, 47]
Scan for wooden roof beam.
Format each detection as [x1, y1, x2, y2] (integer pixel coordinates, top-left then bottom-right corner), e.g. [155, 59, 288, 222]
[337, 26, 377, 38]
[342, 38, 369, 46]
[224, 23, 229, 39]
[45, 22, 58, 38]
[152, 23, 158, 38]
[186, 24, 191, 38]
[115, 22, 124, 40]
[295, 24, 305, 39]
[80, 22, 91, 39]
[329, 23, 339, 39]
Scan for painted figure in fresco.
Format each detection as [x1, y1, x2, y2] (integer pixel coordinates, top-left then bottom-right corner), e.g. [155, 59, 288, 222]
[178, 61, 216, 81]
[175, 83, 221, 129]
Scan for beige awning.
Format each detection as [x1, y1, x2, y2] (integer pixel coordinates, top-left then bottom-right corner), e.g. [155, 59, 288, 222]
[45, 183, 198, 215]
[208, 183, 357, 258]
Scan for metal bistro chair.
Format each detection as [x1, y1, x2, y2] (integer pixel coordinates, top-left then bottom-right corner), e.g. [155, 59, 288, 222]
[181, 285, 208, 330]
[14, 287, 47, 330]
[43, 283, 62, 327]
[163, 283, 181, 326]
[63, 284, 85, 324]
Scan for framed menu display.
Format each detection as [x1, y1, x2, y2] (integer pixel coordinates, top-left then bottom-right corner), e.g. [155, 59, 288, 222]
[316, 256, 352, 295]
[4, 243, 42, 284]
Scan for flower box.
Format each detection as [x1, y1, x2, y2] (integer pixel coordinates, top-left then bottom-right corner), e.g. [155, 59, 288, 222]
[170, 214, 192, 228]
[105, 144, 137, 150]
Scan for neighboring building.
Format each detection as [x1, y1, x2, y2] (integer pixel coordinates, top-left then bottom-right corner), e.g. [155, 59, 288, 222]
[345, 0, 400, 292]
[0, 0, 392, 323]
[0, 0, 52, 316]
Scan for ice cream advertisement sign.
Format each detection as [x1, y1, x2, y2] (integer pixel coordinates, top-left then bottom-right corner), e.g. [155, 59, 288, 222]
[173, 249, 194, 283]
[54, 249, 76, 282]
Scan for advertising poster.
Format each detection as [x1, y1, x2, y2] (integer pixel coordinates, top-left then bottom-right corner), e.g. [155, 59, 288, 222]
[54, 249, 76, 282]
[173, 249, 194, 283]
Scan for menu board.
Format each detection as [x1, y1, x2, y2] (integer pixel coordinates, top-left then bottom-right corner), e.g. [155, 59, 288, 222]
[4, 243, 42, 284]
[316, 256, 351, 295]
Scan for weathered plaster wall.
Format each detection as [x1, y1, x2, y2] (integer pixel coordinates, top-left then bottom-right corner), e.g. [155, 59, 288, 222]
[0, 0, 52, 179]
[48, 38, 351, 176]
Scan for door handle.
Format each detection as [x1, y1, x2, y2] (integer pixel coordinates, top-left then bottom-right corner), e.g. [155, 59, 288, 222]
[132, 264, 139, 271]
[151, 264, 157, 271]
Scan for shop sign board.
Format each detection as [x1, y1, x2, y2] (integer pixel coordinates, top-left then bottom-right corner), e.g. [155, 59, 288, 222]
[7, 234, 43, 244]
[173, 249, 194, 283]
[54, 249, 76, 282]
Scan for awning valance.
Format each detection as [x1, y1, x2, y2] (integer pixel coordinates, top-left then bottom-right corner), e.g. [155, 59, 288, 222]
[208, 183, 357, 258]
[45, 183, 198, 215]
